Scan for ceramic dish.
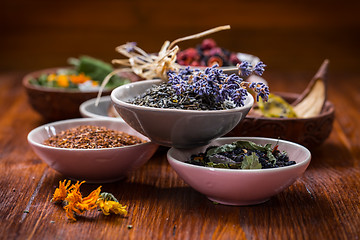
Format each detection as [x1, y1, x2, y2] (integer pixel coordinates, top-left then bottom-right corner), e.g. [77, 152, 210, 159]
[226, 92, 335, 148]
[27, 118, 158, 183]
[79, 96, 124, 121]
[23, 68, 114, 121]
[167, 137, 311, 205]
[111, 79, 254, 148]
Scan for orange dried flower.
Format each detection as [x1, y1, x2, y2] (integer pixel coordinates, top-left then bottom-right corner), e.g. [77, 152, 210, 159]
[63, 181, 101, 222]
[51, 179, 126, 222]
[69, 73, 91, 84]
[57, 75, 69, 87]
[51, 179, 71, 203]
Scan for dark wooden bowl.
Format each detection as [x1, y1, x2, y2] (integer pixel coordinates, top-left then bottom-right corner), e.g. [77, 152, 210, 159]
[226, 92, 335, 148]
[22, 68, 112, 121]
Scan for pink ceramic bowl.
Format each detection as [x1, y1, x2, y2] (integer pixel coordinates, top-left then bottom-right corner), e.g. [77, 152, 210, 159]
[27, 118, 158, 183]
[167, 137, 311, 205]
[111, 79, 254, 148]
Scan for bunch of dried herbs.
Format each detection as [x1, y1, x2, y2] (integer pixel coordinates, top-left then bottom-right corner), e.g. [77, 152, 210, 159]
[187, 140, 295, 169]
[129, 64, 269, 110]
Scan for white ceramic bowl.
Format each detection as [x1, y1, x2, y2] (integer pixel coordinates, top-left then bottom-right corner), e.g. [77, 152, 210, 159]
[27, 118, 158, 183]
[111, 79, 254, 148]
[167, 137, 311, 205]
[80, 96, 124, 121]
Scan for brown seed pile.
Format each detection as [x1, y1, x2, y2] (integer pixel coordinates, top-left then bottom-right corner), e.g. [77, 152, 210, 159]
[43, 125, 147, 149]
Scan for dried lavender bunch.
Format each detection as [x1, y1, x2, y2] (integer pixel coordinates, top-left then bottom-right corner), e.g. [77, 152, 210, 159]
[130, 63, 269, 110]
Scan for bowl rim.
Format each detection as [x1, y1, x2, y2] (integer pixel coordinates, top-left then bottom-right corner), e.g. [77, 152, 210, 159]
[79, 96, 124, 120]
[167, 136, 311, 173]
[27, 118, 154, 151]
[111, 79, 254, 114]
[22, 67, 112, 94]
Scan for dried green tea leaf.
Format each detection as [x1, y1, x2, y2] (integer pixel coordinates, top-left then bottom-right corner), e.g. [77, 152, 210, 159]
[241, 152, 262, 169]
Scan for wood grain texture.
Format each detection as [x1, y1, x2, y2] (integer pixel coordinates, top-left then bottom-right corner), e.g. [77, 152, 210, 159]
[0, 70, 359, 240]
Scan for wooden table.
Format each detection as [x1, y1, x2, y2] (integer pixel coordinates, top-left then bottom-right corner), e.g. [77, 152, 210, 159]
[0, 70, 359, 240]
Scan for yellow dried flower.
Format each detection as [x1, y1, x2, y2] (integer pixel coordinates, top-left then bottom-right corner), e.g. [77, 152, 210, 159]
[51, 179, 71, 203]
[47, 73, 57, 82]
[97, 198, 127, 216]
[57, 75, 69, 87]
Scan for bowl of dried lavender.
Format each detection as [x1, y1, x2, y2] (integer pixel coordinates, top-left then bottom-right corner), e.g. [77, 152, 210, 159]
[111, 65, 268, 148]
[167, 137, 311, 205]
[27, 118, 158, 183]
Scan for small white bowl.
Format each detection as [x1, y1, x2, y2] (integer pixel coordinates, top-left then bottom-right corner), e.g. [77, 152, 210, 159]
[167, 137, 311, 205]
[80, 96, 124, 121]
[27, 118, 158, 183]
[111, 79, 254, 148]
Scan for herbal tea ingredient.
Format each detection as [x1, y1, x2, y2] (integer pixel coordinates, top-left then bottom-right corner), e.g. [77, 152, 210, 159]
[176, 38, 242, 67]
[187, 140, 295, 169]
[43, 125, 146, 149]
[51, 180, 127, 222]
[129, 65, 269, 111]
[30, 55, 130, 90]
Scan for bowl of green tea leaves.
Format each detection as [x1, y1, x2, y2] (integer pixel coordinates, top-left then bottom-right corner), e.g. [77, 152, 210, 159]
[23, 56, 134, 121]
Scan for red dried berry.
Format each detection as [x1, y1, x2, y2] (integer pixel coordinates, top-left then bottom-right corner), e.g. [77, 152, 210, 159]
[201, 38, 217, 50]
[229, 53, 241, 65]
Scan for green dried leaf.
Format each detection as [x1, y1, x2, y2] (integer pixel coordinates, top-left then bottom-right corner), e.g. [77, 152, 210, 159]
[206, 143, 237, 157]
[206, 140, 273, 157]
[266, 151, 277, 164]
[241, 152, 262, 169]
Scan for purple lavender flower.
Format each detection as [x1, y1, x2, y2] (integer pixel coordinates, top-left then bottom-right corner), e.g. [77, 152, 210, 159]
[253, 61, 266, 76]
[167, 64, 269, 109]
[249, 82, 270, 102]
[237, 61, 252, 77]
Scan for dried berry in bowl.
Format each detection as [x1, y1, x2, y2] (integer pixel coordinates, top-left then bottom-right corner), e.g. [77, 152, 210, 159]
[176, 38, 242, 67]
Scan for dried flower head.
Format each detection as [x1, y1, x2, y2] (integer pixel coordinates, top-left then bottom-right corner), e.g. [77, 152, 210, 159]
[97, 193, 127, 216]
[51, 180, 127, 222]
[51, 179, 71, 203]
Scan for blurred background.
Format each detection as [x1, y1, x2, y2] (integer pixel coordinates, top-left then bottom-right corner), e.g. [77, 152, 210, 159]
[1, 0, 359, 76]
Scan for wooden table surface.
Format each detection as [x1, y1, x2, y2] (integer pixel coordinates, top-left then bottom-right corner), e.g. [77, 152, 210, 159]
[0, 68, 359, 239]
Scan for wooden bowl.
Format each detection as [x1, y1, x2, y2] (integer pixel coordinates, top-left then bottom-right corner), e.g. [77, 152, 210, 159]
[225, 92, 335, 148]
[23, 68, 113, 121]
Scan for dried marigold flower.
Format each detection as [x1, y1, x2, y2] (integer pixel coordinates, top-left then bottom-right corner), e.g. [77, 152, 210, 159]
[63, 181, 101, 222]
[51, 179, 71, 203]
[51, 179, 127, 222]
[57, 75, 69, 88]
[96, 192, 127, 216]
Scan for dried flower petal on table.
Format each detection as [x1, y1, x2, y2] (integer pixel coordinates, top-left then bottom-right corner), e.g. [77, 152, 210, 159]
[51, 180, 127, 222]
[51, 179, 71, 203]
[97, 192, 127, 216]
